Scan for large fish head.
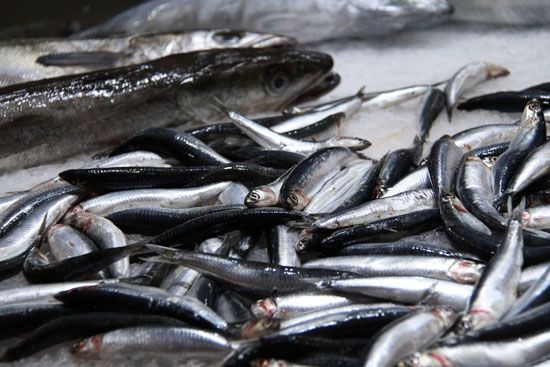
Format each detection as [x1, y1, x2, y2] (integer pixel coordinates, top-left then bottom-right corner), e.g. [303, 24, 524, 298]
[177, 48, 333, 122]
[205, 29, 297, 48]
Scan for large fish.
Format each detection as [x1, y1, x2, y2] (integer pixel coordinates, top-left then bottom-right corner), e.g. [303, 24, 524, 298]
[75, 0, 453, 43]
[0, 48, 332, 171]
[0, 30, 295, 87]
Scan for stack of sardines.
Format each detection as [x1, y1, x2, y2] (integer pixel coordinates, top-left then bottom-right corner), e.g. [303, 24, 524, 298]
[0, 45, 550, 367]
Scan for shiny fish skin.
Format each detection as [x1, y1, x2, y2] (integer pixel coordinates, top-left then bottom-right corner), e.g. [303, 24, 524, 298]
[323, 276, 473, 310]
[459, 218, 523, 332]
[502, 266, 550, 321]
[381, 166, 431, 198]
[227, 110, 370, 155]
[63, 207, 128, 278]
[456, 156, 507, 229]
[376, 148, 418, 197]
[523, 205, 550, 230]
[428, 135, 463, 199]
[304, 255, 483, 284]
[406, 329, 550, 367]
[280, 147, 357, 210]
[313, 189, 436, 229]
[0, 30, 295, 87]
[106, 205, 243, 236]
[418, 87, 446, 144]
[0, 48, 332, 171]
[267, 225, 301, 267]
[251, 292, 365, 320]
[55, 283, 230, 333]
[0, 194, 79, 273]
[458, 90, 550, 113]
[72, 326, 234, 360]
[76, 0, 453, 42]
[364, 308, 457, 367]
[493, 100, 546, 205]
[506, 140, 550, 198]
[46, 224, 99, 261]
[452, 124, 517, 152]
[79, 181, 232, 216]
[146, 246, 353, 295]
[444, 62, 509, 118]
[109, 128, 231, 166]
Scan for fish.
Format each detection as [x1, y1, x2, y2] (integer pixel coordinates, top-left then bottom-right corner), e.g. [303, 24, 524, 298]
[444, 62, 509, 119]
[364, 307, 457, 367]
[502, 266, 550, 321]
[458, 215, 524, 332]
[0, 30, 295, 87]
[0, 48, 333, 171]
[505, 140, 550, 199]
[458, 90, 550, 113]
[75, 0, 453, 42]
[428, 135, 463, 199]
[71, 326, 234, 360]
[226, 110, 370, 155]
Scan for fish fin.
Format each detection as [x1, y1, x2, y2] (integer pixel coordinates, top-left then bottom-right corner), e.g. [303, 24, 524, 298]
[36, 51, 126, 68]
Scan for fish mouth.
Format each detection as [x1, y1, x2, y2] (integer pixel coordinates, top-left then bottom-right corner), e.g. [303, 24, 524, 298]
[291, 72, 341, 106]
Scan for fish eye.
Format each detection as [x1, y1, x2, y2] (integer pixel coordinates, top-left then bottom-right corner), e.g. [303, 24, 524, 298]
[266, 72, 290, 95]
[213, 31, 244, 45]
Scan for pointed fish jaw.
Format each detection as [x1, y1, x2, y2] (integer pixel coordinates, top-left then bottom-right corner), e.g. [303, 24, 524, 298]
[251, 298, 278, 319]
[520, 99, 544, 128]
[447, 260, 484, 284]
[245, 188, 278, 207]
[70, 335, 103, 359]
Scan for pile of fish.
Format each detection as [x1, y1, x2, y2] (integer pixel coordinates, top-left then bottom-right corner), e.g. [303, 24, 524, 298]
[0, 43, 550, 366]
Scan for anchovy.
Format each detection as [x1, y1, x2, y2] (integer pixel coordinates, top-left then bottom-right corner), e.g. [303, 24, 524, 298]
[146, 245, 353, 295]
[72, 326, 234, 360]
[226, 110, 370, 155]
[251, 292, 368, 320]
[452, 123, 518, 152]
[493, 100, 546, 206]
[523, 205, 550, 230]
[0, 312, 185, 362]
[0, 48, 332, 171]
[406, 329, 550, 367]
[110, 127, 231, 166]
[502, 266, 550, 321]
[520, 261, 550, 293]
[362, 84, 433, 110]
[418, 88, 446, 143]
[0, 30, 295, 87]
[458, 217, 523, 332]
[318, 209, 441, 250]
[79, 181, 232, 216]
[506, 140, 550, 198]
[444, 62, 510, 118]
[313, 189, 436, 229]
[75, 0, 453, 42]
[280, 147, 358, 210]
[458, 90, 550, 113]
[55, 283, 230, 333]
[257, 304, 411, 340]
[364, 308, 457, 367]
[428, 135, 463, 198]
[322, 276, 473, 310]
[305, 255, 482, 284]
[337, 242, 483, 262]
[106, 205, 243, 235]
[63, 207, 129, 278]
[216, 290, 253, 323]
[456, 155, 507, 229]
[0, 194, 79, 273]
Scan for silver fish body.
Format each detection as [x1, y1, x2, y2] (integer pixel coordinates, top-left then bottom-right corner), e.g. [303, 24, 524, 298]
[459, 219, 523, 332]
[381, 166, 431, 198]
[79, 182, 232, 216]
[63, 207, 129, 278]
[523, 205, 550, 230]
[365, 308, 457, 367]
[407, 329, 550, 367]
[506, 140, 550, 197]
[314, 189, 436, 229]
[452, 124, 518, 152]
[304, 255, 483, 284]
[72, 326, 233, 360]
